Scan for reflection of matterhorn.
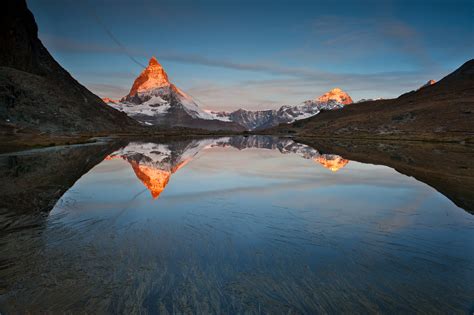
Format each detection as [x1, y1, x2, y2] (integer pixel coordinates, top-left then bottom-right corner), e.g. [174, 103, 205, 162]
[106, 136, 349, 199]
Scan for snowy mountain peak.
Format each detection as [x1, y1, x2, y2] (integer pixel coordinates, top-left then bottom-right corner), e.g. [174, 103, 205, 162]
[316, 88, 353, 105]
[107, 56, 235, 125]
[128, 56, 170, 96]
[148, 56, 160, 67]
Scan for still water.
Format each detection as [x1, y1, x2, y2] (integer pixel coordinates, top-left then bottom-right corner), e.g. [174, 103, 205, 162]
[0, 136, 473, 313]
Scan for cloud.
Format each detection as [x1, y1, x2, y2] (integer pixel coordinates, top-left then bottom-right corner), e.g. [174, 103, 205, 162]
[381, 19, 436, 69]
[282, 15, 439, 71]
[41, 34, 331, 79]
[186, 69, 437, 111]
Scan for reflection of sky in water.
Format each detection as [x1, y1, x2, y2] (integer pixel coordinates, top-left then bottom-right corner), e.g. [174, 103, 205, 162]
[37, 144, 474, 313]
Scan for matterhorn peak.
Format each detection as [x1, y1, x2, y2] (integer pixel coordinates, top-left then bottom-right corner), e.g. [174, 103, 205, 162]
[316, 88, 353, 105]
[128, 56, 170, 96]
[148, 56, 160, 66]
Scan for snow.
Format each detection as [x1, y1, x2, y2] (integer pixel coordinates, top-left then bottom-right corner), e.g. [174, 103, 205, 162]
[107, 100, 171, 117]
[104, 57, 352, 129]
[204, 110, 232, 122]
[172, 87, 221, 120]
[291, 110, 320, 121]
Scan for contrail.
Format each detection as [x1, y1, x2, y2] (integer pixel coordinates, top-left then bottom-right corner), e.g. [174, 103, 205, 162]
[77, 1, 213, 105]
[81, 1, 146, 68]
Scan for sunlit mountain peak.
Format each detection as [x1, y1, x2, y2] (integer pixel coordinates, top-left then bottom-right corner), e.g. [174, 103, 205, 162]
[128, 56, 170, 96]
[316, 88, 353, 105]
[419, 79, 436, 89]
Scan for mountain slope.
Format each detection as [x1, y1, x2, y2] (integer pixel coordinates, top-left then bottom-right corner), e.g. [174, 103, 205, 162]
[271, 60, 474, 142]
[104, 56, 352, 132]
[0, 0, 139, 134]
[106, 57, 244, 131]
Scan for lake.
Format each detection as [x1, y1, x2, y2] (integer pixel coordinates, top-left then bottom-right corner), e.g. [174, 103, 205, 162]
[0, 136, 473, 313]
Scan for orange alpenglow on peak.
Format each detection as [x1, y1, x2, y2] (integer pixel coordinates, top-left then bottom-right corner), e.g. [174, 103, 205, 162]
[420, 79, 436, 89]
[314, 155, 349, 172]
[148, 56, 160, 66]
[317, 88, 353, 105]
[128, 56, 170, 96]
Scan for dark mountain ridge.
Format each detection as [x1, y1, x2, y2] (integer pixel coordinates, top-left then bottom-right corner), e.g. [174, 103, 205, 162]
[0, 0, 139, 135]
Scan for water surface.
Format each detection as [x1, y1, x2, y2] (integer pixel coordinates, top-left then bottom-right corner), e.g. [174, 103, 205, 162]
[0, 136, 473, 313]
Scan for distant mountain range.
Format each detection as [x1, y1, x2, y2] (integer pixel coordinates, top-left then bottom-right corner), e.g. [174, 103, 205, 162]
[104, 57, 354, 131]
[207, 87, 353, 130]
[272, 60, 474, 142]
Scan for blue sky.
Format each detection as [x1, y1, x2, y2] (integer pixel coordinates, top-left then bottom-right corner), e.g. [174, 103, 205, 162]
[29, 0, 473, 111]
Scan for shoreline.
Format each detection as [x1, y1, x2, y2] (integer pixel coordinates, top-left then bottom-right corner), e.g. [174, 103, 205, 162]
[1, 130, 473, 154]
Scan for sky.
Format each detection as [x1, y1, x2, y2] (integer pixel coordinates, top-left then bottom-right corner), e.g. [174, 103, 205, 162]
[29, 0, 473, 111]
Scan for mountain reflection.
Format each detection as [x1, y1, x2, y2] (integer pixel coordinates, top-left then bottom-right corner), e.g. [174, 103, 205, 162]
[106, 136, 350, 199]
[1, 137, 473, 313]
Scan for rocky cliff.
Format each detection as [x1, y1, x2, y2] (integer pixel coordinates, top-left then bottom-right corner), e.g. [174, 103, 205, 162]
[0, 0, 139, 134]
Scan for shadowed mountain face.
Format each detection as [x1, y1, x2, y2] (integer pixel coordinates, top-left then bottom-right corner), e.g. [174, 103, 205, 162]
[0, 0, 138, 134]
[271, 60, 474, 142]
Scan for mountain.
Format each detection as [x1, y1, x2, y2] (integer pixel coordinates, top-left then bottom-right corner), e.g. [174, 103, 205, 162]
[316, 88, 353, 104]
[104, 57, 244, 131]
[271, 60, 474, 143]
[419, 79, 436, 89]
[208, 88, 353, 130]
[0, 0, 138, 135]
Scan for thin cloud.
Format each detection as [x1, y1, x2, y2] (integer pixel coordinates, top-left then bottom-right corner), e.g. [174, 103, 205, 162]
[40, 34, 328, 79]
[40, 34, 444, 109]
[80, 0, 147, 68]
